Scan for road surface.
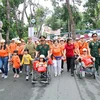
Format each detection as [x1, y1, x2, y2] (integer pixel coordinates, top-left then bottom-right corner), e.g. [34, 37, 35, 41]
[0, 63, 100, 100]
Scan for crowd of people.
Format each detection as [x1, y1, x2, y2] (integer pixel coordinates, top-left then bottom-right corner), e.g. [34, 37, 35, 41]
[0, 33, 100, 80]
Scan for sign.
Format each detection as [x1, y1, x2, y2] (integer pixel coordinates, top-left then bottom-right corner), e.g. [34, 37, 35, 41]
[28, 27, 34, 38]
[31, 19, 36, 24]
[51, 29, 61, 35]
[44, 26, 52, 34]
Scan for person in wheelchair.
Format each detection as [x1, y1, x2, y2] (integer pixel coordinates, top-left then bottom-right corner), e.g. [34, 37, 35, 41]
[77, 48, 95, 68]
[36, 55, 47, 80]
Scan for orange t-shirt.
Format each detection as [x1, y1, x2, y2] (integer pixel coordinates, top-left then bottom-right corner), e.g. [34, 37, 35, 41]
[11, 55, 20, 68]
[36, 61, 47, 67]
[52, 45, 62, 57]
[9, 43, 17, 54]
[74, 41, 79, 55]
[78, 41, 88, 55]
[0, 45, 9, 57]
[16, 45, 24, 55]
[81, 55, 93, 67]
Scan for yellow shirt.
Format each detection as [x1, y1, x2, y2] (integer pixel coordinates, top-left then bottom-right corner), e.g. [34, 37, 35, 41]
[21, 54, 33, 65]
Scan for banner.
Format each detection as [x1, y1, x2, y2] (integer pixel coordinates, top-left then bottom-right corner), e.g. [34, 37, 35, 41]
[28, 27, 34, 37]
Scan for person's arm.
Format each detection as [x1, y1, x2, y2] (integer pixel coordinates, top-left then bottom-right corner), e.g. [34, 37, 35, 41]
[20, 56, 24, 65]
[44, 62, 47, 67]
[35, 45, 39, 58]
[29, 55, 33, 61]
[6, 45, 11, 60]
[47, 45, 50, 58]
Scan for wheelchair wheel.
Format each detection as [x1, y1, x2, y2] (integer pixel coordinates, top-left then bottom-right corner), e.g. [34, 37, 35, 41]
[79, 71, 83, 79]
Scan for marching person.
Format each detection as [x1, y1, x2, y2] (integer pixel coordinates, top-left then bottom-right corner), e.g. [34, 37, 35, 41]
[78, 35, 90, 55]
[51, 40, 63, 76]
[16, 40, 24, 73]
[64, 38, 75, 76]
[25, 37, 35, 74]
[59, 38, 65, 72]
[35, 36, 50, 58]
[20, 49, 33, 81]
[0, 39, 10, 78]
[9, 50, 20, 78]
[89, 33, 100, 75]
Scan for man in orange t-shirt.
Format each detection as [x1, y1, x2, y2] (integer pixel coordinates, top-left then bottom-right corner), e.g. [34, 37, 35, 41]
[74, 38, 80, 55]
[78, 35, 90, 55]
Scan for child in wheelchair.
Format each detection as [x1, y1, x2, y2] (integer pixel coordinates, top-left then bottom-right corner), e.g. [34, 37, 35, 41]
[32, 55, 48, 82]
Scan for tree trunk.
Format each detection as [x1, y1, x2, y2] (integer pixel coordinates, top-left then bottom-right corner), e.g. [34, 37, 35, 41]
[21, 0, 26, 23]
[6, 0, 10, 42]
[66, 0, 76, 39]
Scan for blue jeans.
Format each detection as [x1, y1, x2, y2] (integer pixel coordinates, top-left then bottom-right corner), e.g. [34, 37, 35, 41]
[0, 57, 9, 75]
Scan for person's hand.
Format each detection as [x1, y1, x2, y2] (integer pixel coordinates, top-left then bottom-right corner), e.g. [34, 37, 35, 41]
[8, 59, 11, 62]
[20, 63, 22, 66]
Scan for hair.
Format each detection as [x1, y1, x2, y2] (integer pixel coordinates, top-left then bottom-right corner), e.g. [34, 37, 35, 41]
[53, 39, 59, 43]
[13, 50, 18, 54]
[24, 49, 29, 53]
[67, 38, 72, 43]
[39, 58, 46, 62]
[39, 35, 46, 39]
[92, 33, 98, 37]
[0, 42, 7, 50]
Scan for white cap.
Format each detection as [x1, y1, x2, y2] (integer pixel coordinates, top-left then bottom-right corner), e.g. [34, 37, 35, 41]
[0, 39, 5, 43]
[17, 40, 21, 44]
[39, 55, 45, 58]
[76, 38, 79, 40]
[83, 48, 87, 51]
[80, 35, 84, 38]
[12, 39, 15, 41]
[36, 41, 39, 44]
[60, 38, 64, 40]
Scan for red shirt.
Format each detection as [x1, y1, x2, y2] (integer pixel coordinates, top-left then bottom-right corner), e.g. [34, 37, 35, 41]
[65, 43, 75, 57]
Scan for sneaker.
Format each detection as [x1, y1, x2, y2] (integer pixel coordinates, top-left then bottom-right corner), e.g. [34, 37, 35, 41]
[1, 74, 5, 78]
[61, 69, 64, 73]
[58, 74, 61, 76]
[54, 74, 57, 77]
[20, 71, 22, 73]
[4, 75, 8, 79]
[71, 73, 74, 77]
[16, 74, 19, 78]
[14, 74, 17, 78]
[0, 70, 2, 74]
[26, 76, 29, 81]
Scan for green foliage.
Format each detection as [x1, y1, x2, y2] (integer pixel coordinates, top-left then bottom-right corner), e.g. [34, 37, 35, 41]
[0, 0, 28, 40]
[45, 3, 82, 32]
[83, 0, 100, 29]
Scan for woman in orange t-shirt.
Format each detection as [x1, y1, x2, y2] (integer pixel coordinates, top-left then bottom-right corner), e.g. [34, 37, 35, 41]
[59, 38, 66, 71]
[16, 41, 24, 73]
[0, 39, 10, 78]
[51, 40, 63, 76]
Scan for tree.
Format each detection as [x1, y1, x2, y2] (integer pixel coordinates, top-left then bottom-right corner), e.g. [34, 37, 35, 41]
[83, 0, 100, 29]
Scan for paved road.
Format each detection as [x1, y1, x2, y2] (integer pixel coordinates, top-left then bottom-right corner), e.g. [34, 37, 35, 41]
[0, 63, 100, 100]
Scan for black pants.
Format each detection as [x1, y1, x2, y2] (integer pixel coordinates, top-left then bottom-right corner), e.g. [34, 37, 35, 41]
[61, 60, 64, 69]
[19, 55, 23, 71]
[13, 68, 19, 74]
[67, 56, 75, 74]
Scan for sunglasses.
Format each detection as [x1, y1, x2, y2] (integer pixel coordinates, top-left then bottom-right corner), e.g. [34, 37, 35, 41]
[83, 51, 87, 52]
[41, 40, 45, 42]
[93, 36, 97, 37]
